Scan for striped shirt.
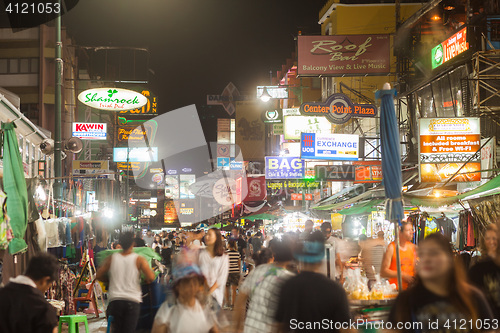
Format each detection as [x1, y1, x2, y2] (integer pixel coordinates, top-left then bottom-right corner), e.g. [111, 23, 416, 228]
[227, 250, 241, 274]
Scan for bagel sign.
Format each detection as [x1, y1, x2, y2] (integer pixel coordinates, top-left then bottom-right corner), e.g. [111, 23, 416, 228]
[300, 93, 377, 124]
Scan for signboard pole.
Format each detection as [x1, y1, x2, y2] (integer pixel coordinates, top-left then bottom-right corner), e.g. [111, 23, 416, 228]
[54, 0, 62, 204]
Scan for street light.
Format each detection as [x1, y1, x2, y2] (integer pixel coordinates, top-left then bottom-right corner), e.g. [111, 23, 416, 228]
[260, 87, 272, 102]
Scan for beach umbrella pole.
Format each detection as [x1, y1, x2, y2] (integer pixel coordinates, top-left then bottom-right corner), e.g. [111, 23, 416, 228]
[395, 220, 402, 292]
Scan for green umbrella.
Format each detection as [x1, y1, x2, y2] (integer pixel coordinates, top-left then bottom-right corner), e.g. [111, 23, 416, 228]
[2, 122, 28, 254]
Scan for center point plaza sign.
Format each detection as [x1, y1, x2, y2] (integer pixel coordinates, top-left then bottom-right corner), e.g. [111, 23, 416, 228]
[78, 88, 148, 111]
[300, 93, 377, 125]
[298, 35, 390, 76]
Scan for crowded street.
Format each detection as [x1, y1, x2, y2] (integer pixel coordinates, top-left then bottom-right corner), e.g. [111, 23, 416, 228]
[0, 0, 500, 332]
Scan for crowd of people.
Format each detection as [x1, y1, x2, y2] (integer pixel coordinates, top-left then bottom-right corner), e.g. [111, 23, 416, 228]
[2, 220, 500, 332]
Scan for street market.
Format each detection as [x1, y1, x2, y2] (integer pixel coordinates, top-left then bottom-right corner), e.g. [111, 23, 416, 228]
[0, 0, 500, 332]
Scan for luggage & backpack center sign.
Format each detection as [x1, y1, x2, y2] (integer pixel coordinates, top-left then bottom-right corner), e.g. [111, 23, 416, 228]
[300, 93, 377, 124]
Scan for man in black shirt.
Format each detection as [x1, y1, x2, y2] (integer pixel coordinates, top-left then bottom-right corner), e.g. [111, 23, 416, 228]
[0, 253, 59, 333]
[231, 227, 247, 259]
[275, 231, 352, 332]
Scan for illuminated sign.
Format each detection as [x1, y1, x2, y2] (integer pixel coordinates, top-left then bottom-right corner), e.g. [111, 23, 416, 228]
[300, 93, 377, 124]
[117, 122, 156, 143]
[72, 122, 107, 140]
[118, 90, 157, 115]
[301, 133, 359, 161]
[165, 175, 180, 200]
[298, 35, 390, 76]
[432, 27, 468, 69]
[180, 175, 196, 199]
[291, 193, 313, 201]
[284, 116, 332, 140]
[265, 157, 304, 179]
[419, 118, 480, 182]
[73, 160, 110, 175]
[78, 88, 148, 111]
[261, 109, 283, 123]
[256, 86, 288, 99]
[314, 161, 382, 183]
[113, 147, 158, 162]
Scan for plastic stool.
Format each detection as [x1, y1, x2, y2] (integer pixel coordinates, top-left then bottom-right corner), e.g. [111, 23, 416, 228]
[58, 315, 89, 333]
[106, 315, 114, 333]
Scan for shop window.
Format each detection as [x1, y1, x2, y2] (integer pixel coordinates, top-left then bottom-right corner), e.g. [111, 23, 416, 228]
[416, 86, 436, 118]
[9, 59, 18, 73]
[432, 78, 454, 118]
[19, 59, 29, 73]
[30, 58, 38, 73]
[449, 66, 467, 117]
[0, 59, 7, 74]
[491, 20, 500, 41]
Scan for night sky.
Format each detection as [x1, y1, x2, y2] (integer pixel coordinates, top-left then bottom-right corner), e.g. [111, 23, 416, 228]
[63, 0, 324, 114]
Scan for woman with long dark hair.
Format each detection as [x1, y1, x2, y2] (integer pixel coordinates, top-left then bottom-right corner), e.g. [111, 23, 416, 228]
[198, 228, 228, 307]
[388, 233, 493, 332]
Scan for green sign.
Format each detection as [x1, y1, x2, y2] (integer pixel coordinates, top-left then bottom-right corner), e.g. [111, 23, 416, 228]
[431, 44, 444, 69]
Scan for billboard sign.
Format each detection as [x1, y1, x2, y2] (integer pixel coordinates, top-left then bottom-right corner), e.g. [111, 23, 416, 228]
[164, 175, 180, 200]
[284, 116, 332, 140]
[117, 122, 156, 144]
[419, 118, 480, 182]
[261, 109, 283, 123]
[419, 118, 480, 164]
[353, 161, 383, 183]
[72, 122, 107, 140]
[431, 27, 468, 69]
[297, 35, 390, 76]
[113, 147, 158, 162]
[72, 160, 109, 175]
[301, 133, 359, 161]
[265, 157, 304, 179]
[300, 93, 377, 124]
[78, 88, 148, 111]
[314, 165, 355, 181]
[118, 90, 158, 115]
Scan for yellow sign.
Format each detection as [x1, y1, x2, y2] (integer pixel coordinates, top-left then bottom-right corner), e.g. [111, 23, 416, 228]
[118, 90, 157, 114]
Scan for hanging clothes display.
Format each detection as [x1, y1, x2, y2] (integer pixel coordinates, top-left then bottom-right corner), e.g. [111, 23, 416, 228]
[436, 213, 457, 242]
[0, 191, 13, 251]
[458, 210, 477, 250]
[47, 263, 76, 315]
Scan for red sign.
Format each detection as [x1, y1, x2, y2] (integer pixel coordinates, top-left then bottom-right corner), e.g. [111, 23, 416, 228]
[432, 27, 468, 69]
[244, 176, 267, 202]
[291, 193, 313, 201]
[353, 161, 383, 183]
[298, 35, 390, 76]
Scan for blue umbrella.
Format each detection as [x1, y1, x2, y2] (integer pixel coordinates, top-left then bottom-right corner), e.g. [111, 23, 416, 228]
[376, 83, 404, 290]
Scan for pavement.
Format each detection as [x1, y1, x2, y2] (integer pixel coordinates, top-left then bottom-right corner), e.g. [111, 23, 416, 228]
[59, 309, 236, 332]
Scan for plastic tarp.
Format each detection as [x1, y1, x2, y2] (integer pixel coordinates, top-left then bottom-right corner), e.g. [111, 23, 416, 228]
[96, 247, 161, 267]
[337, 199, 384, 215]
[243, 213, 279, 221]
[404, 173, 500, 208]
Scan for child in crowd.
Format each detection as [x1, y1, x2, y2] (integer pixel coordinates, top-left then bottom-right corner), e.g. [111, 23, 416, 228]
[152, 249, 219, 333]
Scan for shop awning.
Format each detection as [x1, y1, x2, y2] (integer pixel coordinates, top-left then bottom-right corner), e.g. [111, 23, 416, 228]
[337, 199, 384, 215]
[404, 174, 500, 207]
[242, 213, 279, 221]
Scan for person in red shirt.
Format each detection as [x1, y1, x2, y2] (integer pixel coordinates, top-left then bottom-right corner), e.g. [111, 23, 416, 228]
[381, 222, 417, 290]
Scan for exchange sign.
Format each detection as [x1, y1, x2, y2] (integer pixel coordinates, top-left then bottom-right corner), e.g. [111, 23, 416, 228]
[301, 133, 359, 161]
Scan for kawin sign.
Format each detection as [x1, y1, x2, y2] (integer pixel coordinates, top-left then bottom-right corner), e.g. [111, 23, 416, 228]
[78, 88, 148, 111]
[300, 93, 377, 124]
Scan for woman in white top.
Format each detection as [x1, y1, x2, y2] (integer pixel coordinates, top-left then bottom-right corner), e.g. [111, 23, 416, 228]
[198, 228, 229, 307]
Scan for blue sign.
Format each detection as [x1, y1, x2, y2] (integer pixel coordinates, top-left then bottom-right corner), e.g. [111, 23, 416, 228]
[113, 147, 158, 162]
[229, 159, 244, 170]
[265, 156, 305, 179]
[301, 133, 359, 161]
[217, 157, 230, 169]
